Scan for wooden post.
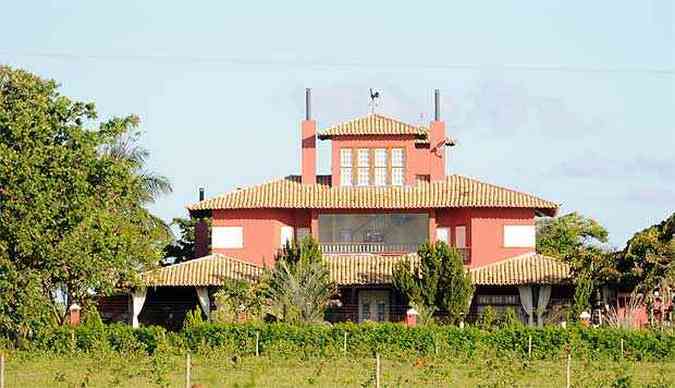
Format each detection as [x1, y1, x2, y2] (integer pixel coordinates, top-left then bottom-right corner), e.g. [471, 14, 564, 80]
[1, 353, 5, 388]
[620, 338, 624, 359]
[566, 353, 571, 388]
[185, 353, 191, 388]
[375, 353, 381, 388]
[528, 335, 532, 358]
[255, 332, 260, 357]
[343, 332, 347, 355]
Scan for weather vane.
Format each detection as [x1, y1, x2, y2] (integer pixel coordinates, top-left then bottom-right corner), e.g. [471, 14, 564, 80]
[369, 88, 381, 114]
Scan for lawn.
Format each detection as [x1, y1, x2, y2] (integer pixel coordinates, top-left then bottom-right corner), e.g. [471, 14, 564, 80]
[3, 351, 674, 387]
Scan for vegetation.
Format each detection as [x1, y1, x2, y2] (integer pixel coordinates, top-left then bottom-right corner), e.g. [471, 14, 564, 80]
[393, 242, 474, 324]
[265, 237, 336, 323]
[0, 66, 171, 342]
[162, 216, 211, 264]
[2, 351, 673, 387]
[213, 279, 267, 323]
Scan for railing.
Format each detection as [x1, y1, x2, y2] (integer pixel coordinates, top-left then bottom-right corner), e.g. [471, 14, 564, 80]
[319, 242, 471, 261]
[320, 242, 420, 255]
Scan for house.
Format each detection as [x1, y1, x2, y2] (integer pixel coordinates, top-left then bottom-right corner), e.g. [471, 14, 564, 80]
[104, 89, 573, 329]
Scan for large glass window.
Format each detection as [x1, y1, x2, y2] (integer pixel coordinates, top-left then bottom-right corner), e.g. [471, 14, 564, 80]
[318, 213, 429, 248]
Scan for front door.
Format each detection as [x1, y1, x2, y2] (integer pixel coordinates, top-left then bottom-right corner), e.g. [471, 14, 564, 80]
[358, 290, 390, 322]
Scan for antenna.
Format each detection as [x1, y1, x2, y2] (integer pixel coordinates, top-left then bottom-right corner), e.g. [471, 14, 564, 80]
[369, 88, 381, 114]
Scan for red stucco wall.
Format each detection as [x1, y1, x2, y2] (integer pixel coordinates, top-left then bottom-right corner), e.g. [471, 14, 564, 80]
[211, 209, 310, 267]
[467, 208, 535, 267]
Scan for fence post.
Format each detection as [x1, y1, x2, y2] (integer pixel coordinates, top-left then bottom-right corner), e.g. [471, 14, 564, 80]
[566, 353, 571, 388]
[185, 353, 191, 388]
[343, 332, 347, 355]
[256, 332, 260, 357]
[1, 352, 5, 388]
[375, 353, 381, 388]
[528, 335, 532, 358]
[620, 338, 624, 359]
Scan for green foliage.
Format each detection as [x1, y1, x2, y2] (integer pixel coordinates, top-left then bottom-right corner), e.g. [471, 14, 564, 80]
[479, 306, 498, 329]
[499, 307, 521, 328]
[571, 272, 594, 320]
[393, 241, 474, 324]
[265, 237, 336, 323]
[213, 279, 266, 323]
[0, 66, 171, 339]
[163, 217, 211, 264]
[183, 308, 205, 329]
[536, 212, 609, 260]
[21, 322, 675, 362]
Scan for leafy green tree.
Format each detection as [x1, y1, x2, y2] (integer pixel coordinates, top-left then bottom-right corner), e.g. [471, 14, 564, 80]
[213, 278, 267, 323]
[0, 66, 171, 339]
[264, 237, 336, 323]
[537, 212, 609, 260]
[162, 217, 212, 264]
[393, 241, 474, 324]
[614, 213, 674, 294]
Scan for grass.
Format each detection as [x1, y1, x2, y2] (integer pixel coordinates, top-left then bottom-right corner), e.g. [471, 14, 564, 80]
[3, 351, 674, 387]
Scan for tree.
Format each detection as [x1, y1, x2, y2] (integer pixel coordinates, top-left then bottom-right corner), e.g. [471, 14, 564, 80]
[393, 241, 474, 324]
[614, 213, 674, 294]
[264, 237, 336, 323]
[0, 66, 171, 339]
[536, 212, 609, 261]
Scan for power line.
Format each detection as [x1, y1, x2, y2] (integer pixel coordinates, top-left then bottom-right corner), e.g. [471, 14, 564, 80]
[1, 50, 673, 76]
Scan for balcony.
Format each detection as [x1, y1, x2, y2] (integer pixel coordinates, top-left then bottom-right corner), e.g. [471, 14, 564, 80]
[319, 242, 471, 262]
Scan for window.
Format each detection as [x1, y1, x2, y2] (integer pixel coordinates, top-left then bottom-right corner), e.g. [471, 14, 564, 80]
[357, 148, 370, 186]
[319, 213, 429, 248]
[374, 148, 387, 186]
[391, 148, 404, 186]
[212, 226, 243, 249]
[436, 227, 449, 243]
[377, 302, 386, 321]
[340, 149, 352, 187]
[280, 226, 294, 248]
[361, 302, 371, 321]
[503, 225, 536, 247]
[455, 226, 466, 248]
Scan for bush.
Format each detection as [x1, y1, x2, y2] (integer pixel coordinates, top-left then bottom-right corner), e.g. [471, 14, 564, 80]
[21, 322, 675, 361]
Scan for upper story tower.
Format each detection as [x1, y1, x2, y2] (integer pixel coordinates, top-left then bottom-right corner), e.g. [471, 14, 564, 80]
[301, 89, 454, 188]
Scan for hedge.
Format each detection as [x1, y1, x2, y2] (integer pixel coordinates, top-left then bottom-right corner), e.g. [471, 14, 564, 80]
[16, 322, 675, 361]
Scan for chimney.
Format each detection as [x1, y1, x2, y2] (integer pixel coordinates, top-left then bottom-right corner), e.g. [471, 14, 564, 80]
[429, 89, 446, 181]
[194, 187, 209, 258]
[301, 88, 317, 185]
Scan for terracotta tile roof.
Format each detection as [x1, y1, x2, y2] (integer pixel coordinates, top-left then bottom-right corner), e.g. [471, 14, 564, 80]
[188, 174, 558, 216]
[142, 254, 262, 287]
[318, 114, 428, 139]
[469, 253, 571, 286]
[142, 252, 570, 287]
[325, 254, 419, 285]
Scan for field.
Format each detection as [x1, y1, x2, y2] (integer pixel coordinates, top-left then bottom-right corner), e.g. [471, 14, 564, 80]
[3, 351, 674, 387]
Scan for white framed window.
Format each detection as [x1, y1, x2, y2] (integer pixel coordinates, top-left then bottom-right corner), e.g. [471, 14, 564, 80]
[357, 167, 370, 186]
[357, 149, 370, 167]
[391, 148, 404, 186]
[340, 149, 353, 187]
[455, 225, 466, 248]
[212, 226, 243, 249]
[374, 148, 387, 186]
[503, 225, 536, 248]
[436, 227, 449, 243]
[280, 226, 294, 248]
[391, 167, 404, 186]
[358, 290, 390, 322]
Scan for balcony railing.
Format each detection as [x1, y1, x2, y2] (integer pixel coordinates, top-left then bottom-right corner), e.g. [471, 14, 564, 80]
[319, 242, 471, 262]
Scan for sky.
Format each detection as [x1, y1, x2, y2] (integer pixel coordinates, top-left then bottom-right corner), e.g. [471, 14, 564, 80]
[1, 1, 673, 247]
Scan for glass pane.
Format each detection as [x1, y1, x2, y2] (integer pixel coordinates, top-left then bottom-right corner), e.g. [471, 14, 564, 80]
[318, 213, 429, 246]
[357, 149, 369, 167]
[392, 167, 404, 186]
[361, 303, 370, 321]
[340, 149, 352, 167]
[340, 168, 352, 186]
[357, 167, 369, 186]
[377, 302, 386, 321]
[391, 148, 404, 167]
[374, 148, 387, 167]
[374, 168, 387, 186]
